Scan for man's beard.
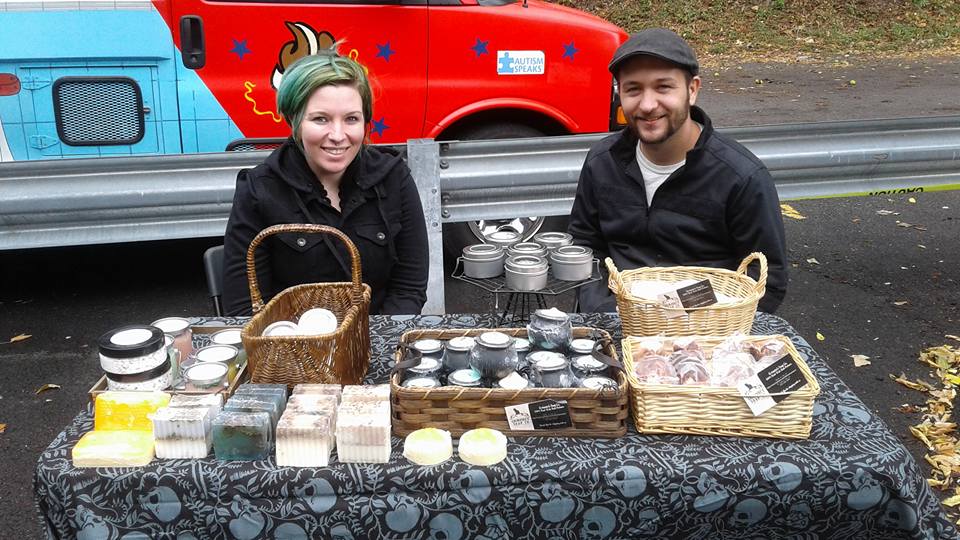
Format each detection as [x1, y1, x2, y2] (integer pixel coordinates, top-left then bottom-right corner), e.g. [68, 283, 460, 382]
[629, 105, 689, 145]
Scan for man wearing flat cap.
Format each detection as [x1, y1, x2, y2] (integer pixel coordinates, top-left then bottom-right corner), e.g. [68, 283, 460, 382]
[568, 28, 787, 313]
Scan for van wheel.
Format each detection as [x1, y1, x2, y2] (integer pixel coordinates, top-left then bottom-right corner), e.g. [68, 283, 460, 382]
[441, 123, 547, 262]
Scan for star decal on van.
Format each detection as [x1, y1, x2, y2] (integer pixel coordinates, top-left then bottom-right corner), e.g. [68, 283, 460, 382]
[562, 41, 579, 61]
[376, 42, 396, 62]
[230, 39, 251, 60]
[471, 38, 489, 57]
[372, 117, 390, 138]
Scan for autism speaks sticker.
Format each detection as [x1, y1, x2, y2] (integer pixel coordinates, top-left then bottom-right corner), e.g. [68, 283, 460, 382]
[497, 50, 545, 75]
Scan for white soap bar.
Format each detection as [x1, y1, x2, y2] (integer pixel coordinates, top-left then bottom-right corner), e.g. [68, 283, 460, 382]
[276, 414, 334, 467]
[341, 384, 391, 403]
[335, 402, 391, 446]
[403, 428, 452, 466]
[458, 428, 508, 466]
[336, 443, 391, 464]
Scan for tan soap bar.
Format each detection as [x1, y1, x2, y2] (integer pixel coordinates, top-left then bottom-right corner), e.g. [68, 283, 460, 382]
[72, 430, 155, 467]
[341, 384, 390, 403]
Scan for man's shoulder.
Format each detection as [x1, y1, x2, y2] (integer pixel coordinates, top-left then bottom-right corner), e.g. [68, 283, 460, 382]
[702, 130, 768, 177]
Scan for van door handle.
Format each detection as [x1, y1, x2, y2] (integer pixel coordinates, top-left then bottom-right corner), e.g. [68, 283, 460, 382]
[179, 15, 205, 69]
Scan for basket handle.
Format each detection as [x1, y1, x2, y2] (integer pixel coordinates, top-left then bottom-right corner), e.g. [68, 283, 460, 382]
[604, 257, 623, 296]
[246, 223, 364, 313]
[735, 252, 768, 295]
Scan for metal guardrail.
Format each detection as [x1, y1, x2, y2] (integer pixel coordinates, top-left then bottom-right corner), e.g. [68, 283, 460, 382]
[2, 116, 960, 313]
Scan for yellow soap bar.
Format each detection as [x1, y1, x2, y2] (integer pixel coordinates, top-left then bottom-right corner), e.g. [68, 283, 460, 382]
[458, 428, 508, 466]
[403, 428, 453, 466]
[94, 391, 171, 432]
[72, 430, 155, 467]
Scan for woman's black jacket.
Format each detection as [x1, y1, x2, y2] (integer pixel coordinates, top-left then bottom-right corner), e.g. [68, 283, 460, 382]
[221, 139, 429, 316]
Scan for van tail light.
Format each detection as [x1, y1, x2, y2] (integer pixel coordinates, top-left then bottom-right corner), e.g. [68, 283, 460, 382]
[0, 73, 21, 96]
[609, 78, 626, 131]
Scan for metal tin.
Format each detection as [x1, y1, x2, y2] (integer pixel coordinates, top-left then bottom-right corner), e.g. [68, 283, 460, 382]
[151, 316, 194, 363]
[572, 354, 608, 377]
[194, 344, 240, 382]
[263, 320, 299, 337]
[447, 368, 483, 387]
[406, 356, 443, 379]
[569, 338, 597, 355]
[443, 336, 476, 372]
[412, 339, 444, 355]
[494, 372, 533, 389]
[402, 376, 441, 389]
[527, 308, 573, 351]
[550, 245, 594, 281]
[184, 361, 229, 389]
[486, 230, 522, 249]
[297, 308, 338, 335]
[507, 242, 547, 260]
[504, 255, 548, 291]
[528, 352, 576, 388]
[104, 357, 174, 392]
[512, 337, 531, 370]
[533, 231, 573, 253]
[580, 376, 619, 390]
[469, 332, 518, 380]
[462, 244, 505, 279]
[211, 328, 247, 369]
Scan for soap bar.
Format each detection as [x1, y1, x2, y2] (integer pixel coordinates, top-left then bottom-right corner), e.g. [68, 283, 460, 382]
[212, 411, 271, 461]
[152, 407, 212, 459]
[403, 428, 452, 466]
[292, 383, 342, 403]
[335, 401, 391, 446]
[224, 396, 281, 427]
[341, 384, 390, 403]
[458, 428, 508, 466]
[168, 393, 223, 420]
[94, 391, 171, 432]
[72, 430, 155, 467]
[336, 443, 391, 464]
[233, 387, 287, 415]
[276, 413, 334, 467]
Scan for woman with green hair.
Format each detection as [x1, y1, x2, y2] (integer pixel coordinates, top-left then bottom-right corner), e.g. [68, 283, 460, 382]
[222, 50, 428, 316]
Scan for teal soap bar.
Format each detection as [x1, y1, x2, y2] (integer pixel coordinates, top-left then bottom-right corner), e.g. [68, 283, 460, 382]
[212, 411, 270, 461]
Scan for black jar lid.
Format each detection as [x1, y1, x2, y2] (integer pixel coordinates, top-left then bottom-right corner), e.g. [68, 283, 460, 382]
[98, 325, 165, 359]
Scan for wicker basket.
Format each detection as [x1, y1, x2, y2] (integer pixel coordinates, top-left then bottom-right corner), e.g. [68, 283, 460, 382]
[606, 252, 767, 337]
[622, 335, 819, 439]
[390, 327, 629, 438]
[240, 224, 372, 387]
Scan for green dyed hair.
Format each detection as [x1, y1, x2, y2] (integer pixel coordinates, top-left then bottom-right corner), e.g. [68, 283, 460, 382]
[276, 50, 373, 145]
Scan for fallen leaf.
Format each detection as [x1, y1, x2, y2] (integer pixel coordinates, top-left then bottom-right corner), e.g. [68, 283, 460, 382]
[4, 334, 31, 344]
[892, 374, 934, 392]
[919, 245, 927, 249]
[0, 423, 5, 433]
[898, 404, 923, 413]
[914, 226, 928, 231]
[34, 384, 61, 395]
[946, 335, 960, 343]
[780, 204, 807, 220]
[943, 494, 960, 507]
[816, 332, 825, 341]
[898, 222, 913, 228]
[807, 258, 820, 265]
[894, 301, 909, 306]
[851, 218, 861, 223]
[909, 197, 917, 203]
[852, 354, 872, 367]
[876, 210, 898, 215]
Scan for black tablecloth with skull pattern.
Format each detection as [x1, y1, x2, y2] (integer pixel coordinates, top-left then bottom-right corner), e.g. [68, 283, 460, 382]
[34, 313, 957, 539]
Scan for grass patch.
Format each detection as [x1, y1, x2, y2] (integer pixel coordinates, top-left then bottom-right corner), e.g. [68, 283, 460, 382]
[557, 0, 960, 62]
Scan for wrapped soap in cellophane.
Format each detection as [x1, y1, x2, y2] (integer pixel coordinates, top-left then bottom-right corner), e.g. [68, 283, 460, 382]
[630, 337, 680, 384]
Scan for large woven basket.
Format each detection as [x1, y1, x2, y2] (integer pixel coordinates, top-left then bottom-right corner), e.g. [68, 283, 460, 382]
[241, 224, 372, 387]
[607, 252, 767, 337]
[622, 334, 819, 439]
[390, 327, 629, 438]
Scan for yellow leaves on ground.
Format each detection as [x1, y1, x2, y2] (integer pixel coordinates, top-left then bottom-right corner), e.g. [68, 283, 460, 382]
[3, 334, 31, 344]
[34, 384, 61, 395]
[780, 204, 806, 220]
[816, 332, 825, 341]
[851, 354, 871, 367]
[0, 423, 5, 434]
[900, 344, 960, 519]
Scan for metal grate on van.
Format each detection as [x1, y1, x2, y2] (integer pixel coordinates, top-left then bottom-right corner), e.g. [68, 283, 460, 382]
[53, 77, 145, 146]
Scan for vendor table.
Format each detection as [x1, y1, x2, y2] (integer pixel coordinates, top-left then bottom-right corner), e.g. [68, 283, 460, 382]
[35, 313, 956, 539]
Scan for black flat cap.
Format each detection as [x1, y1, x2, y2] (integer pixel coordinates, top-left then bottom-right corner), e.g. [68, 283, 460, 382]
[608, 28, 699, 77]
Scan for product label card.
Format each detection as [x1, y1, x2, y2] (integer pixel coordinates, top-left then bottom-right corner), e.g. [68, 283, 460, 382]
[737, 354, 808, 416]
[497, 50, 546, 75]
[505, 399, 572, 430]
[659, 279, 718, 319]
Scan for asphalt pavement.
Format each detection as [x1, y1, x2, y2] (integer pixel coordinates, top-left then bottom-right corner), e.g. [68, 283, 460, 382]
[2, 55, 959, 537]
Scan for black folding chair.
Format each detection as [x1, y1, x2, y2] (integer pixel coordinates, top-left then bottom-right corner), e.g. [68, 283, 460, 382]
[203, 245, 225, 316]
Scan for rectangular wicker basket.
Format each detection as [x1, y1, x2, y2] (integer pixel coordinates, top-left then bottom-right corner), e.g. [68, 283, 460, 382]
[622, 334, 819, 439]
[390, 327, 629, 438]
[607, 252, 767, 338]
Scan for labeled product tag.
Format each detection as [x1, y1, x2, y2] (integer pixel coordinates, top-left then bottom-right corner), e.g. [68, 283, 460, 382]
[738, 354, 808, 416]
[659, 279, 718, 319]
[505, 399, 572, 430]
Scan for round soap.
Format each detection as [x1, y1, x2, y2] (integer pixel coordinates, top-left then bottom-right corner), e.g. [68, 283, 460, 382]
[458, 428, 507, 466]
[403, 428, 453, 466]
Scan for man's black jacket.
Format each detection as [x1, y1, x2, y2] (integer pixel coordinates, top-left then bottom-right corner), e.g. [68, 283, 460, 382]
[221, 139, 428, 316]
[568, 106, 787, 313]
